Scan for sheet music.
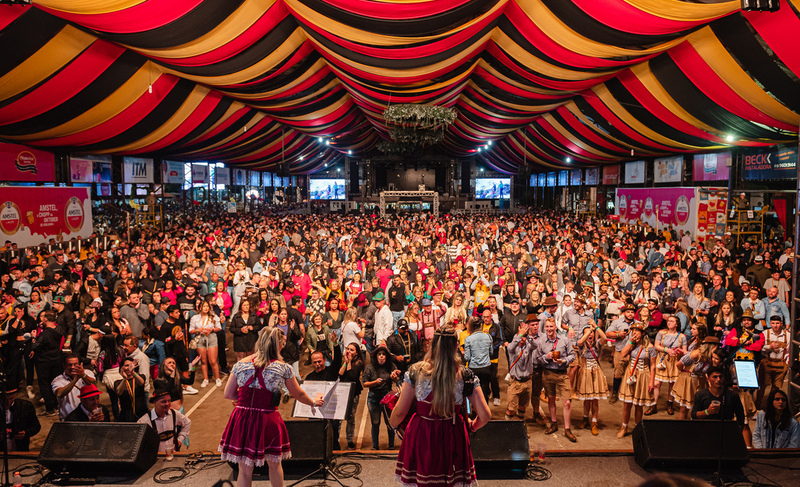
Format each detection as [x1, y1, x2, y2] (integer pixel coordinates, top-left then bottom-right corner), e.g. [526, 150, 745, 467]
[292, 380, 352, 420]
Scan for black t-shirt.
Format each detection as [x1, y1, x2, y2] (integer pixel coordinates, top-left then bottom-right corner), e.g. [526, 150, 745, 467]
[691, 388, 745, 428]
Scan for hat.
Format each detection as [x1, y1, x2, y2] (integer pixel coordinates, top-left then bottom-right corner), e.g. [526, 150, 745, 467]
[78, 384, 102, 399]
[371, 344, 394, 363]
[510, 298, 520, 304]
[741, 308, 755, 320]
[356, 293, 369, 307]
[622, 303, 636, 312]
[421, 298, 432, 306]
[769, 314, 784, 323]
[53, 295, 67, 304]
[702, 336, 720, 344]
[525, 313, 539, 323]
[397, 319, 409, 330]
[630, 321, 646, 331]
[149, 385, 172, 403]
[542, 296, 558, 307]
[432, 289, 443, 296]
[740, 280, 750, 286]
[90, 297, 103, 308]
[574, 295, 586, 304]
[372, 292, 385, 302]
[754, 255, 763, 262]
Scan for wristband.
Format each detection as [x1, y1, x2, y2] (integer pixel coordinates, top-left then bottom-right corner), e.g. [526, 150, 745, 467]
[704, 409, 708, 416]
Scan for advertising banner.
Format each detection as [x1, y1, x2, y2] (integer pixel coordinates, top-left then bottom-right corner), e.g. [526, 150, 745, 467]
[547, 172, 556, 187]
[70, 158, 94, 183]
[249, 171, 260, 187]
[162, 161, 184, 184]
[624, 161, 646, 184]
[558, 170, 568, 186]
[692, 152, 730, 181]
[585, 167, 599, 186]
[123, 157, 154, 183]
[742, 146, 797, 180]
[570, 169, 582, 186]
[0, 187, 92, 247]
[654, 156, 682, 183]
[696, 188, 729, 243]
[191, 165, 209, 184]
[215, 167, 230, 185]
[234, 169, 246, 185]
[0, 142, 56, 182]
[602, 165, 619, 185]
[616, 187, 697, 235]
[263, 172, 273, 187]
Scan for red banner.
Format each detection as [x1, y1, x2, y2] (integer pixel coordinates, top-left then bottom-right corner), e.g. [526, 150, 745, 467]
[602, 164, 619, 185]
[0, 142, 56, 182]
[0, 187, 92, 247]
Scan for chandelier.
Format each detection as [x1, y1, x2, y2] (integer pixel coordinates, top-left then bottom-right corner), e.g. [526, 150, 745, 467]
[380, 104, 457, 153]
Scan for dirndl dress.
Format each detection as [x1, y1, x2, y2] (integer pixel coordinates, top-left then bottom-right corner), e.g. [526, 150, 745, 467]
[575, 345, 608, 400]
[219, 361, 293, 466]
[654, 331, 685, 383]
[395, 366, 476, 487]
[618, 345, 656, 407]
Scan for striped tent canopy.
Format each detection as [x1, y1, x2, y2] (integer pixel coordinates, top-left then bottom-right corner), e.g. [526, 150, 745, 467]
[0, 0, 797, 174]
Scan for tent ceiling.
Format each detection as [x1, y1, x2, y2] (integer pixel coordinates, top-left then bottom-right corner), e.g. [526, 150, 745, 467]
[0, 0, 797, 174]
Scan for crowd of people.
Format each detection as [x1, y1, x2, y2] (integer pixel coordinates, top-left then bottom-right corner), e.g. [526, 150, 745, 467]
[1, 206, 799, 483]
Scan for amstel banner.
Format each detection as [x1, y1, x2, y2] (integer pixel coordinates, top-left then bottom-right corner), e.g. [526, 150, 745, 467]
[0, 187, 92, 247]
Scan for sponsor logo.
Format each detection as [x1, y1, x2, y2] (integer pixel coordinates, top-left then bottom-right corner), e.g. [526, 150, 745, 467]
[675, 195, 690, 225]
[643, 197, 653, 218]
[15, 151, 37, 174]
[618, 194, 628, 218]
[0, 201, 21, 235]
[64, 197, 84, 233]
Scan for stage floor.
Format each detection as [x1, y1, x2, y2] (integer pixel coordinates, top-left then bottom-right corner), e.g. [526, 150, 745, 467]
[6, 453, 799, 487]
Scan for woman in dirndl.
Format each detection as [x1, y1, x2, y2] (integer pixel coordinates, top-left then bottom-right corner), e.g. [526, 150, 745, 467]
[617, 322, 657, 438]
[390, 324, 491, 487]
[219, 327, 323, 487]
[649, 315, 688, 416]
[574, 320, 608, 436]
[671, 323, 718, 419]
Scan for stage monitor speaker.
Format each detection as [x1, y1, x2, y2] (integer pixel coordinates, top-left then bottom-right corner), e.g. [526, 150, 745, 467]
[229, 420, 332, 477]
[469, 420, 529, 477]
[633, 420, 748, 470]
[38, 422, 159, 475]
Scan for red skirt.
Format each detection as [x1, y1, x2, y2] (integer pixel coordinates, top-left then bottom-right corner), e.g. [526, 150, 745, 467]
[219, 406, 291, 467]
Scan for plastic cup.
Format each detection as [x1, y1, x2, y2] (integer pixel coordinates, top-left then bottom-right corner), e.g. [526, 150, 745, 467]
[165, 446, 174, 461]
[537, 443, 547, 463]
[711, 400, 720, 409]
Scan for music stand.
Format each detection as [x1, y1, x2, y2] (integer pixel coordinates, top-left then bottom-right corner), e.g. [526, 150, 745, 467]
[288, 381, 354, 487]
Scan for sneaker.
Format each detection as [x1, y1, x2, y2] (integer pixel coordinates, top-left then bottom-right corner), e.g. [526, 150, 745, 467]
[215, 378, 222, 387]
[26, 386, 35, 399]
[493, 398, 501, 407]
[39, 409, 57, 417]
[184, 386, 199, 395]
[201, 379, 209, 388]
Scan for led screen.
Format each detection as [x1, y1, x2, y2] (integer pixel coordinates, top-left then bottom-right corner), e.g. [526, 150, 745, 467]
[309, 178, 346, 200]
[475, 178, 510, 199]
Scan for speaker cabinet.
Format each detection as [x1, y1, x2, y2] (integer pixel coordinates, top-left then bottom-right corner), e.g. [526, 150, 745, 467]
[228, 420, 332, 476]
[39, 422, 159, 475]
[633, 420, 748, 470]
[469, 420, 530, 476]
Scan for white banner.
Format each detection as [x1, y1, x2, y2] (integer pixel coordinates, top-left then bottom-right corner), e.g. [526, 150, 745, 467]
[215, 167, 230, 185]
[624, 160, 645, 184]
[123, 157, 154, 183]
[162, 161, 184, 184]
[191, 165, 209, 184]
[654, 156, 682, 183]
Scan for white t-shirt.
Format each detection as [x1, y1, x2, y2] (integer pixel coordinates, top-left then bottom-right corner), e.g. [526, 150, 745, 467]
[341, 320, 362, 349]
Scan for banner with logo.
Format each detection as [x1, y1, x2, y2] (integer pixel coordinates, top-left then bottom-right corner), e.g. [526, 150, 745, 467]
[616, 187, 697, 236]
[215, 167, 230, 185]
[70, 157, 94, 183]
[191, 165, 209, 184]
[742, 146, 797, 180]
[0, 187, 92, 247]
[585, 167, 599, 186]
[0, 142, 56, 182]
[162, 161, 184, 184]
[624, 161, 646, 184]
[654, 156, 682, 183]
[570, 169, 582, 186]
[123, 157, 154, 183]
[602, 164, 619, 185]
[692, 152, 730, 181]
[696, 188, 729, 242]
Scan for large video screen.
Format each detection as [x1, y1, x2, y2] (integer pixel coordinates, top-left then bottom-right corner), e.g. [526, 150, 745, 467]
[309, 178, 346, 200]
[475, 178, 510, 199]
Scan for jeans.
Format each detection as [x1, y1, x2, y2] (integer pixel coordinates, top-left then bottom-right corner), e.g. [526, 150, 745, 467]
[367, 396, 394, 449]
[345, 393, 360, 441]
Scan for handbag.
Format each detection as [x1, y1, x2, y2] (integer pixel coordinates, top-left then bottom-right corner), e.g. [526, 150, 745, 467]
[188, 337, 199, 350]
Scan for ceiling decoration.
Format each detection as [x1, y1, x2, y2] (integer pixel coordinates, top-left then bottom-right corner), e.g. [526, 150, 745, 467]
[0, 0, 797, 174]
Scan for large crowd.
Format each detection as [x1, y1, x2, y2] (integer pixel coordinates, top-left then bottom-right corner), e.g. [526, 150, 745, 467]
[1, 206, 798, 457]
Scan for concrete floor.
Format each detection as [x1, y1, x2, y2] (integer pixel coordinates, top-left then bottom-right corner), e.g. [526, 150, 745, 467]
[25, 339, 779, 454]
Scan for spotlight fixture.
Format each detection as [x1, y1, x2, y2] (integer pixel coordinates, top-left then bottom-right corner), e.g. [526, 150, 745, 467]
[347, 150, 352, 155]
[741, 0, 780, 12]
[566, 157, 571, 163]
[726, 134, 735, 142]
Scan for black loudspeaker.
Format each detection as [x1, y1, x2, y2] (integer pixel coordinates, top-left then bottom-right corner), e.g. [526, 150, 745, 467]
[228, 420, 332, 476]
[633, 420, 748, 470]
[469, 420, 530, 476]
[38, 422, 159, 475]
[349, 158, 359, 194]
[461, 160, 471, 194]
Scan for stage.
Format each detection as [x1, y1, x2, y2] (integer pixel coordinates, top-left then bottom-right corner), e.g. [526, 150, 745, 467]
[5, 451, 798, 487]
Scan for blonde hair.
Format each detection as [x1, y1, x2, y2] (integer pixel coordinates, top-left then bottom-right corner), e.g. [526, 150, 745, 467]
[253, 327, 283, 368]
[343, 307, 357, 323]
[421, 324, 461, 417]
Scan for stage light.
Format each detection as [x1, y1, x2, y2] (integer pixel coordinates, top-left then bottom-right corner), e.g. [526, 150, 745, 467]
[148, 84, 152, 94]
[299, 155, 304, 161]
[325, 140, 330, 145]
[726, 134, 735, 142]
[566, 157, 571, 163]
[348, 150, 352, 155]
[477, 147, 482, 152]
[318, 137, 323, 143]
[487, 140, 492, 145]
[480, 168, 484, 172]
[243, 126, 247, 132]
[741, 0, 779, 12]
